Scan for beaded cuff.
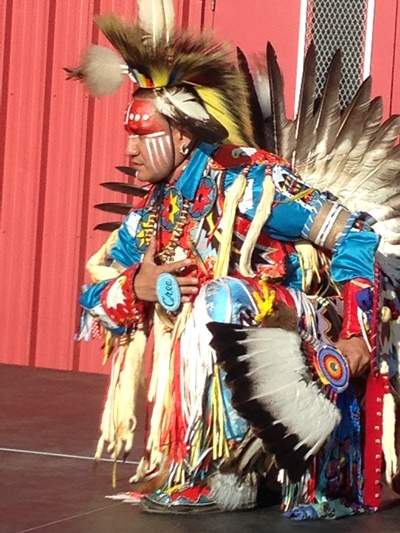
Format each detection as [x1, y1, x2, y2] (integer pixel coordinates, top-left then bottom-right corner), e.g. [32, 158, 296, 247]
[100, 265, 145, 327]
[304, 199, 356, 251]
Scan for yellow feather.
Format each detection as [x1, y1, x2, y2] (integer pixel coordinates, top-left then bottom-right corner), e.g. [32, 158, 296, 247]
[197, 86, 248, 145]
[149, 66, 170, 88]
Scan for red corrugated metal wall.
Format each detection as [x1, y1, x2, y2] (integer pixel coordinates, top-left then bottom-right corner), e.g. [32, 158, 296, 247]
[0, 0, 398, 374]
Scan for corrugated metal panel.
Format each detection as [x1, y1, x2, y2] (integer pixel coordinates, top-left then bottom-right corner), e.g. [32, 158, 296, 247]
[370, 0, 400, 116]
[0, 0, 205, 374]
[1, 0, 398, 374]
[0, 0, 136, 373]
[206, 0, 302, 117]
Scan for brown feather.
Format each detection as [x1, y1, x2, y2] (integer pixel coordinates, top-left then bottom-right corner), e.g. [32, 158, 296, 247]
[293, 43, 317, 173]
[342, 97, 383, 176]
[236, 47, 266, 149]
[317, 77, 373, 190]
[101, 181, 149, 197]
[94, 222, 122, 232]
[313, 50, 342, 162]
[265, 43, 294, 158]
[94, 203, 132, 215]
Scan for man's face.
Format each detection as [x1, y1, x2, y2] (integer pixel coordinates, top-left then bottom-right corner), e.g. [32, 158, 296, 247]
[124, 97, 176, 183]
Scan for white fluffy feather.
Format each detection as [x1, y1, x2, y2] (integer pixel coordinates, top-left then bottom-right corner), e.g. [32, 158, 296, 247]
[82, 45, 127, 96]
[208, 472, 258, 511]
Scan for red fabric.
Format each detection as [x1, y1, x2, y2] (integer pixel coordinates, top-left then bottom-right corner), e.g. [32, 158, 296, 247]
[363, 263, 384, 508]
[339, 278, 373, 339]
[162, 339, 187, 462]
[211, 145, 289, 170]
[171, 485, 210, 502]
[234, 216, 295, 281]
[363, 372, 385, 508]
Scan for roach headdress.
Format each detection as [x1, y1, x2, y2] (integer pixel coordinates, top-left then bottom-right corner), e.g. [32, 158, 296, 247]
[66, 0, 255, 146]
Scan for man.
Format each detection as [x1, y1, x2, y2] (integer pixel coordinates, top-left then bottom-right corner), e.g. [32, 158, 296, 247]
[70, 4, 400, 520]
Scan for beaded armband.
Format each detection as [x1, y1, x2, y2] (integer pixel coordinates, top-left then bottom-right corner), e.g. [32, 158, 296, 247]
[100, 265, 145, 327]
[305, 199, 356, 251]
[339, 278, 374, 339]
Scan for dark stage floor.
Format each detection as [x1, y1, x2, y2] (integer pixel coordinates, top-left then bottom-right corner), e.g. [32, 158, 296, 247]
[1, 363, 400, 532]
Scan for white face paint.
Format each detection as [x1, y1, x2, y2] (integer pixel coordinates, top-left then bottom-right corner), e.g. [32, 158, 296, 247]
[124, 96, 192, 184]
[144, 133, 173, 175]
[127, 131, 175, 183]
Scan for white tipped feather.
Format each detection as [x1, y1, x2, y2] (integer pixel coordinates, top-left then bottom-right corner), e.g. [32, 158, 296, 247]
[155, 88, 210, 121]
[209, 323, 342, 481]
[257, 44, 400, 291]
[138, 0, 175, 47]
[253, 67, 271, 120]
[82, 45, 127, 96]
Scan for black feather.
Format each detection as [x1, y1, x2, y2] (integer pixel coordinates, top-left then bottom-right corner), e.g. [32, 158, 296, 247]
[94, 202, 132, 215]
[101, 181, 149, 197]
[94, 222, 122, 232]
[236, 47, 266, 149]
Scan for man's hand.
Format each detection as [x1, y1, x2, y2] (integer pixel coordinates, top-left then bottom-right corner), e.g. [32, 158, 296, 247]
[335, 336, 370, 377]
[133, 235, 199, 303]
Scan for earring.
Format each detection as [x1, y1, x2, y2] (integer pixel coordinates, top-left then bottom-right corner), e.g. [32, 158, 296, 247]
[180, 143, 189, 156]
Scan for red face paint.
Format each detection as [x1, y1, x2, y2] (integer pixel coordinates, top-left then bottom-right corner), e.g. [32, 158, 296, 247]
[124, 97, 176, 183]
[124, 98, 167, 136]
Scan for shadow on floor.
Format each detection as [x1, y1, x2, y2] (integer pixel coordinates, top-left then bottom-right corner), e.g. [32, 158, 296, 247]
[1, 363, 399, 533]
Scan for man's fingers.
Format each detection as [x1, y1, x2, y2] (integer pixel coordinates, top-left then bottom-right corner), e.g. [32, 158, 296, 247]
[142, 233, 157, 263]
[176, 276, 199, 287]
[163, 258, 193, 273]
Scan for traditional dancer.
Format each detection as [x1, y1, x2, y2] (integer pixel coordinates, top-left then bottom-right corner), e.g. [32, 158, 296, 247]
[69, 0, 400, 519]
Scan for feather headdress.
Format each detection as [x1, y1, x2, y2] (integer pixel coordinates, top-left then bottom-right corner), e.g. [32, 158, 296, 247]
[66, 1, 255, 146]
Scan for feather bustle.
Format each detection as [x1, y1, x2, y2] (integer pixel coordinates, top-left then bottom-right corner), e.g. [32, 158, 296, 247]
[293, 44, 317, 173]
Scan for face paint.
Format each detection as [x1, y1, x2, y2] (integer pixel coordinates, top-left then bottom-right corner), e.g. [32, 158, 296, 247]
[144, 132, 173, 175]
[124, 98, 167, 136]
[124, 98, 175, 183]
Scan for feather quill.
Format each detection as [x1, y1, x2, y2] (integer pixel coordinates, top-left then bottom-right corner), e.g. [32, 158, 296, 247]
[94, 203, 132, 216]
[138, 0, 175, 47]
[94, 222, 122, 232]
[101, 181, 149, 198]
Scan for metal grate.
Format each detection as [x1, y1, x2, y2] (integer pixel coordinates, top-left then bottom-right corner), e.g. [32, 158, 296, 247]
[305, 0, 369, 107]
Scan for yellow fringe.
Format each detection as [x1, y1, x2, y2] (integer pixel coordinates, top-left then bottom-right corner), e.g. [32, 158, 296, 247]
[86, 230, 122, 283]
[294, 240, 321, 294]
[95, 328, 147, 487]
[239, 174, 275, 277]
[253, 280, 277, 323]
[214, 169, 249, 278]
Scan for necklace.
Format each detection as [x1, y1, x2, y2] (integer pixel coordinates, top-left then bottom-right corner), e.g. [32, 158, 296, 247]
[142, 186, 191, 264]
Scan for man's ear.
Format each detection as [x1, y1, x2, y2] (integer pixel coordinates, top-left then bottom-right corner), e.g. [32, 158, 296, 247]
[180, 128, 196, 145]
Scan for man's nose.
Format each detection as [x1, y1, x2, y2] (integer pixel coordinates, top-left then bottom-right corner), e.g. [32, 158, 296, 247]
[126, 136, 140, 156]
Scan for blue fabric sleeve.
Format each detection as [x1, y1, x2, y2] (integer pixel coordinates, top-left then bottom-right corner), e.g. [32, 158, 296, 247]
[109, 214, 144, 267]
[330, 230, 379, 283]
[236, 162, 379, 285]
[80, 280, 109, 310]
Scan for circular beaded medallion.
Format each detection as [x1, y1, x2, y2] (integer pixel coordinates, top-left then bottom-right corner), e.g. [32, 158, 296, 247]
[314, 345, 350, 393]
